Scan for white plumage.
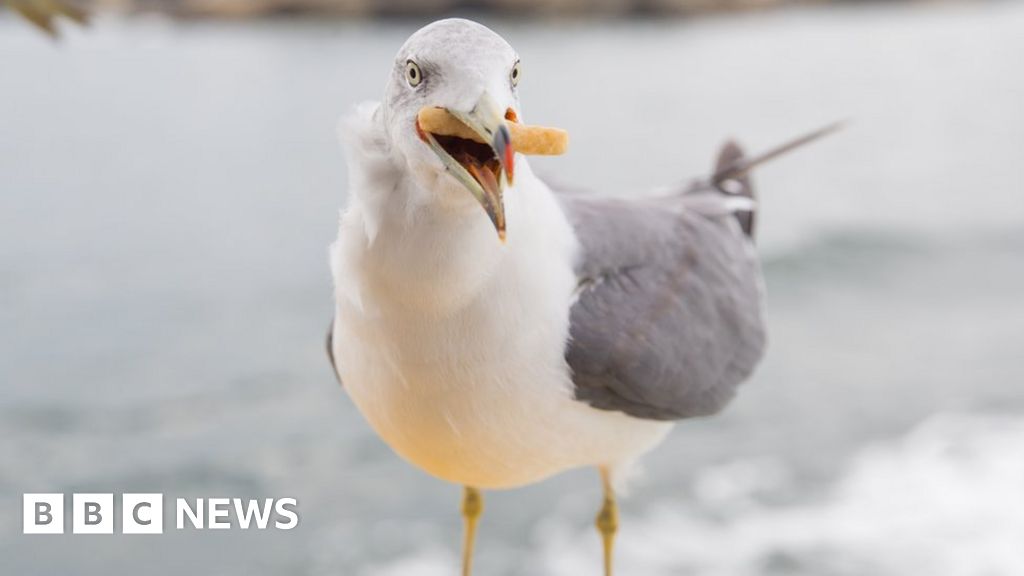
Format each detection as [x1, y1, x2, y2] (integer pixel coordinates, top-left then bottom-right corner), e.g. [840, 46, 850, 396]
[330, 98, 670, 489]
[328, 19, 778, 575]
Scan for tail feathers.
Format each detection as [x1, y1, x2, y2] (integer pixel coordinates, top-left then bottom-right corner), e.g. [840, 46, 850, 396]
[713, 140, 756, 238]
[706, 121, 845, 239]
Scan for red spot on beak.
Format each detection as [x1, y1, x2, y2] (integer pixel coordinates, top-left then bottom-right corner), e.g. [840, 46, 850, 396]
[504, 144, 515, 186]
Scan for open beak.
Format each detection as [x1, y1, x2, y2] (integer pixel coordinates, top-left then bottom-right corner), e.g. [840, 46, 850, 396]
[416, 91, 515, 241]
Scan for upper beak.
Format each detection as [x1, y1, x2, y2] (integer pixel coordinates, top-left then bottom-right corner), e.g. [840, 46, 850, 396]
[418, 90, 515, 241]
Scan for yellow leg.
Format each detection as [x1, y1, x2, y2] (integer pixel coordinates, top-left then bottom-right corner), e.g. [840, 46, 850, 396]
[595, 468, 619, 576]
[461, 486, 484, 576]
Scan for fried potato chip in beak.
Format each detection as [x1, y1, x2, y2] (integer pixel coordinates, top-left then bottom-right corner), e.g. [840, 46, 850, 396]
[416, 94, 569, 241]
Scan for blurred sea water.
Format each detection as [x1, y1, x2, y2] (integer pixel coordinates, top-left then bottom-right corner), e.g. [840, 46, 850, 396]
[1, 2, 1023, 575]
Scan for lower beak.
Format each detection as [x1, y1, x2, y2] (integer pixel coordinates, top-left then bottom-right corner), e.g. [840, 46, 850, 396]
[417, 91, 514, 241]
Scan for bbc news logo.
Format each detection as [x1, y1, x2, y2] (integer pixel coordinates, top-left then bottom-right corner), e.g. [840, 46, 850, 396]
[23, 494, 298, 534]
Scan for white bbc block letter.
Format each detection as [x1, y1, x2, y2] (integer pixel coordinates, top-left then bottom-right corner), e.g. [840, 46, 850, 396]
[73, 493, 113, 534]
[122, 493, 163, 534]
[23, 494, 63, 534]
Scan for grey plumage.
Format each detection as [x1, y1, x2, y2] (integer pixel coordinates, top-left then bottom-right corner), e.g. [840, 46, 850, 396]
[714, 140, 756, 238]
[558, 142, 767, 421]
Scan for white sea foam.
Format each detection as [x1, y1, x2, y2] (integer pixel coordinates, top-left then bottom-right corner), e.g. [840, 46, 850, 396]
[540, 412, 1024, 576]
[366, 413, 1024, 576]
[361, 547, 455, 576]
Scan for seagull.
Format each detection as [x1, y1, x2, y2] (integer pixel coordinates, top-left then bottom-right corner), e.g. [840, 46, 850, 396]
[328, 18, 837, 576]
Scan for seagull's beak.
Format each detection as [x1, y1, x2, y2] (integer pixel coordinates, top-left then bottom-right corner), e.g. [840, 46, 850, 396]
[416, 91, 514, 242]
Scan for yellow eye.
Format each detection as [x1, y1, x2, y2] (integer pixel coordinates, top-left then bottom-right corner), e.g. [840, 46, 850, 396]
[510, 60, 521, 87]
[406, 60, 422, 87]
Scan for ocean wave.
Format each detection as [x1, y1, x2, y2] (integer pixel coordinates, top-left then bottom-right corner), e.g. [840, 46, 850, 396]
[365, 412, 1024, 576]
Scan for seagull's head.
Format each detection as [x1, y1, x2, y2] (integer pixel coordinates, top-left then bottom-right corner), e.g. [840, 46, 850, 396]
[383, 18, 520, 241]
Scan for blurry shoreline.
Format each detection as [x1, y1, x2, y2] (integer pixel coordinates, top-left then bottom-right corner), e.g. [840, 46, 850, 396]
[41, 0, 925, 19]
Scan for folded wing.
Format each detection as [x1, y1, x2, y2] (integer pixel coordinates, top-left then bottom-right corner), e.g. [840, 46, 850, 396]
[557, 145, 766, 421]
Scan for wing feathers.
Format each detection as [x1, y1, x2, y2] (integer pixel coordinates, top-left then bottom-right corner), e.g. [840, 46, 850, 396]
[558, 182, 765, 421]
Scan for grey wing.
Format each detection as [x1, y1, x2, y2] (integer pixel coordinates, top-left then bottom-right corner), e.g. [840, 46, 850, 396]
[558, 183, 766, 421]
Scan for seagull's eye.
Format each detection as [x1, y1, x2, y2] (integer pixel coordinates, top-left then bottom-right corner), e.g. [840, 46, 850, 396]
[406, 60, 423, 87]
[510, 61, 521, 88]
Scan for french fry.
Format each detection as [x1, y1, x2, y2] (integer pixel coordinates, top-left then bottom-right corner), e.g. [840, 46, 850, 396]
[417, 107, 569, 156]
